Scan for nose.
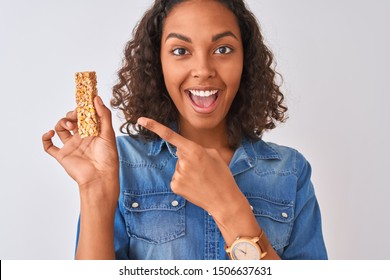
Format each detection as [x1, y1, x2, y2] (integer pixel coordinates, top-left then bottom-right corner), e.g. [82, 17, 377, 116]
[191, 54, 216, 79]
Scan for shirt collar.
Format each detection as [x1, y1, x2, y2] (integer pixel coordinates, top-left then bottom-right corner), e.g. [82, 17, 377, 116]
[229, 138, 281, 176]
[148, 122, 179, 157]
[149, 138, 177, 157]
[148, 134, 281, 175]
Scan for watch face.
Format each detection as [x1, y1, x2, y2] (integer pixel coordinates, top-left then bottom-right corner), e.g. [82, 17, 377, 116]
[232, 241, 260, 260]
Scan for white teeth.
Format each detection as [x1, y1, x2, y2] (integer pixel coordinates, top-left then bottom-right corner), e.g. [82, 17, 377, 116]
[189, 90, 218, 97]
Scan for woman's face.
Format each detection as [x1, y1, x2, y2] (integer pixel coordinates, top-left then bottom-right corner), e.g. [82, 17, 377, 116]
[160, 0, 243, 133]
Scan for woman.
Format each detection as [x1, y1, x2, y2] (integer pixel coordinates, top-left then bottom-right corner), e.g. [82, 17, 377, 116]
[42, 0, 327, 260]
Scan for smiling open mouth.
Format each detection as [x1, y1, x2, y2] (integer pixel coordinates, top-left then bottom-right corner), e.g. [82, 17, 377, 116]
[188, 89, 219, 108]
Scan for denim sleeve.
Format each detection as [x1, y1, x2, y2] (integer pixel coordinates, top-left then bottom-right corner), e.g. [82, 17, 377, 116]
[280, 152, 328, 259]
[74, 201, 130, 259]
[114, 199, 130, 259]
[74, 216, 80, 259]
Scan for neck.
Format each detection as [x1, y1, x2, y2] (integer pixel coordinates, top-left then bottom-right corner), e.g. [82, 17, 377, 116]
[178, 119, 234, 164]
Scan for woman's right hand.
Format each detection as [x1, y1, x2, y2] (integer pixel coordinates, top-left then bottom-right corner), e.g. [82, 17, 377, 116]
[42, 96, 119, 197]
[43, 96, 119, 259]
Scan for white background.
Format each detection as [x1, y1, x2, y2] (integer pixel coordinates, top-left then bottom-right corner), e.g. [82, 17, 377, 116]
[0, 0, 389, 259]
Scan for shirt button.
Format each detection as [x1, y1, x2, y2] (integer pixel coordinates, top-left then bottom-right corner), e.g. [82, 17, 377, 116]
[131, 202, 139, 208]
[281, 212, 288, 218]
[250, 205, 254, 211]
[171, 200, 179, 207]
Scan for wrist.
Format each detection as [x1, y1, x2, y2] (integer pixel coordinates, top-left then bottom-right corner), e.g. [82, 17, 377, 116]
[79, 177, 119, 211]
[212, 193, 261, 246]
[211, 192, 251, 227]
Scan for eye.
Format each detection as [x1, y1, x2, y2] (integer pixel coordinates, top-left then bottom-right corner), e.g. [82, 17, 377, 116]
[214, 46, 233, 54]
[171, 48, 189, 56]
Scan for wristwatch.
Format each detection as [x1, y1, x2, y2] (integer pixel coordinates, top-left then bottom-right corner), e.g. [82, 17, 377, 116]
[225, 230, 269, 260]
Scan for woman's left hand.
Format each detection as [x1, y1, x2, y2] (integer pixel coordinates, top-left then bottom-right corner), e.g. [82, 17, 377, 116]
[137, 117, 246, 218]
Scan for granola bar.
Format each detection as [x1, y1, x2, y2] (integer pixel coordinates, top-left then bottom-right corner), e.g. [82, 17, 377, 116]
[75, 71, 99, 138]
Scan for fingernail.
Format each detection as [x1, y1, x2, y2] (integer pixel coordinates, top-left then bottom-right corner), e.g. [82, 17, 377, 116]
[96, 96, 104, 105]
[137, 117, 147, 127]
[66, 121, 73, 129]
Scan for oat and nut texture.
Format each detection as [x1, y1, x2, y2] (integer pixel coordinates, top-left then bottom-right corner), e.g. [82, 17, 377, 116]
[75, 71, 99, 138]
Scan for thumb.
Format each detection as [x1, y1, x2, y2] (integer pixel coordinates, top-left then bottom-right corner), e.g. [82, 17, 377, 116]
[94, 96, 114, 137]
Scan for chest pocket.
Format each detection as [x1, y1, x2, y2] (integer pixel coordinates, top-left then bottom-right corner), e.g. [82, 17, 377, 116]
[246, 194, 294, 251]
[123, 191, 186, 244]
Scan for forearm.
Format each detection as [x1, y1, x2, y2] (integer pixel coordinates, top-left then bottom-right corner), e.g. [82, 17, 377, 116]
[213, 193, 281, 260]
[75, 180, 119, 260]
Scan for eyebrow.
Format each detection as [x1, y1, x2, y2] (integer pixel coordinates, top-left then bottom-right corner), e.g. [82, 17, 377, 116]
[165, 33, 192, 43]
[164, 31, 239, 43]
[212, 31, 238, 42]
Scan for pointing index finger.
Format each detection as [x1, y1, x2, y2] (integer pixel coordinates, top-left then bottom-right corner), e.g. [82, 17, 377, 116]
[137, 117, 190, 151]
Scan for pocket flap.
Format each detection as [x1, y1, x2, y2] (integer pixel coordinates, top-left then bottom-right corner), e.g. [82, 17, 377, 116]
[246, 195, 294, 223]
[124, 192, 185, 212]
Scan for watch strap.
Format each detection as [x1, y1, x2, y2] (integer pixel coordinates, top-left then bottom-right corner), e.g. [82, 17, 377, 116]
[255, 229, 269, 259]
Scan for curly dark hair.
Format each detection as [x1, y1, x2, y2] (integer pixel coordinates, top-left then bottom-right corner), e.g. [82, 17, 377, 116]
[111, 0, 287, 149]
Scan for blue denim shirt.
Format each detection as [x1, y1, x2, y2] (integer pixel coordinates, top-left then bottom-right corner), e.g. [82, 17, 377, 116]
[103, 135, 327, 259]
